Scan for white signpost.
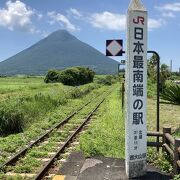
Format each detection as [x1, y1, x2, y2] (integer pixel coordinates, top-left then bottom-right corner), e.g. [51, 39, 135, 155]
[125, 0, 147, 178]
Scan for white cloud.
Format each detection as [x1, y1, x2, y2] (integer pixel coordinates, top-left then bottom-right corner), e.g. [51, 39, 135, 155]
[90, 11, 126, 31]
[37, 13, 43, 20]
[68, 8, 82, 18]
[89, 11, 164, 31]
[155, 2, 180, 18]
[156, 3, 180, 12]
[0, 0, 40, 33]
[162, 12, 175, 18]
[47, 11, 80, 31]
[148, 18, 165, 30]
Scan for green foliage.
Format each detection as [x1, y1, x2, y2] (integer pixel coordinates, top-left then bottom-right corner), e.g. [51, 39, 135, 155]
[0, 81, 110, 169]
[0, 78, 99, 136]
[59, 67, 95, 86]
[44, 69, 59, 83]
[170, 72, 180, 81]
[147, 54, 159, 97]
[148, 54, 157, 82]
[96, 75, 117, 85]
[161, 83, 180, 104]
[78, 85, 125, 158]
[4, 175, 24, 180]
[147, 148, 173, 173]
[44, 67, 95, 86]
[0, 102, 24, 136]
[174, 174, 180, 180]
[160, 64, 171, 92]
[27, 150, 48, 158]
[147, 79, 156, 98]
[0, 134, 26, 154]
[148, 55, 171, 93]
[13, 156, 41, 173]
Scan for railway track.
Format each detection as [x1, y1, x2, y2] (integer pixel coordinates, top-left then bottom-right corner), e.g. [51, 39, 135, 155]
[0, 89, 112, 179]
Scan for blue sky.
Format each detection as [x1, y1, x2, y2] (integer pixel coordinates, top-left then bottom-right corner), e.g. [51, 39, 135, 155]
[0, 0, 180, 71]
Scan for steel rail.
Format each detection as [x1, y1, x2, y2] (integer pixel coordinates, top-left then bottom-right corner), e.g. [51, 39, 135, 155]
[0, 100, 91, 169]
[34, 94, 107, 180]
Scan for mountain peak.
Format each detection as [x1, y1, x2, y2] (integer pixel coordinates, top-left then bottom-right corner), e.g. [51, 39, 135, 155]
[47, 29, 77, 42]
[0, 29, 118, 75]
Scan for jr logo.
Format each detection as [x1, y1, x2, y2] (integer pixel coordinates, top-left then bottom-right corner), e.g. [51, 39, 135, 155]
[133, 16, 144, 25]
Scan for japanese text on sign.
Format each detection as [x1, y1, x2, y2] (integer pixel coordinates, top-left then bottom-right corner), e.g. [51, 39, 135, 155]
[130, 13, 147, 161]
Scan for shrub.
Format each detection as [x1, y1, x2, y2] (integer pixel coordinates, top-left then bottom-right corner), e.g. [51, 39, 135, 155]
[0, 102, 24, 136]
[147, 79, 156, 98]
[44, 67, 95, 86]
[174, 174, 180, 180]
[147, 148, 173, 173]
[96, 75, 116, 85]
[44, 69, 59, 83]
[76, 67, 95, 84]
[0, 83, 99, 136]
[161, 83, 180, 104]
[59, 68, 80, 86]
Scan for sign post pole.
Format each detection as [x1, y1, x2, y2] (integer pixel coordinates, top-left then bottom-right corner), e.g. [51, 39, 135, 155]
[125, 0, 147, 178]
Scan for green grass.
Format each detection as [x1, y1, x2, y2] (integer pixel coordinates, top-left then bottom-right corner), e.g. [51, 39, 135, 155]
[0, 77, 101, 136]
[0, 76, 179, 176]
[161, 83, 180, 105]
[0, 76, 44, 95]
[78, 81, 179, 175]
[78, 84, 125, 158]
[1, 84, 114, 174]
[0, 79, 113, 167]
[147, 79, 156, 98]
[147, 96, 180, 174]
[147, 98, 180, 134]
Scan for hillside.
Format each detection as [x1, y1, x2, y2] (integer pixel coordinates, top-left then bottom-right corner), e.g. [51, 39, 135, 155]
[0, 30, 118, 75]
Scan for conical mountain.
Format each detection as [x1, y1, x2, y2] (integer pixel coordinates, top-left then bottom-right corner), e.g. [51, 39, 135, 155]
[0, 30, 119, 75]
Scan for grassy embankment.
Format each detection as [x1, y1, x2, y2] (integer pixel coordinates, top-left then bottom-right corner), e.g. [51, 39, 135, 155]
[0, 77, 100, 135]
[79, 84, 124, 158]
[78, 79, 180, 175]
[0, 76, 115, 165]
[0, 76, 179, 176]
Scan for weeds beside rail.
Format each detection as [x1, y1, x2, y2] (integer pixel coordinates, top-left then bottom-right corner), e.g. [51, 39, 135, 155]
[147, 127, 180, 175]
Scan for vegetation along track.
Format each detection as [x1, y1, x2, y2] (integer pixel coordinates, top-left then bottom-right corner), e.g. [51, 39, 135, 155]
[0, 88, 113, 179]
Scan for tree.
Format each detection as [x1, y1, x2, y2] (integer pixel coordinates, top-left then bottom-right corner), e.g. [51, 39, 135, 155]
[147, 54, 157, 82]
[148, 54, 170, 93]
[44, 67, 95, 86]
[160, 64, 170, 92]
[161, 64, 169, 72]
